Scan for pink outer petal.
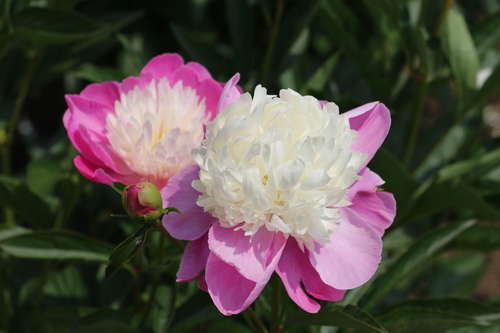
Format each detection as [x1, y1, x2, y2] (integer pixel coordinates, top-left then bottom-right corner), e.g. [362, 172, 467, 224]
[217, 73, 241, 114]
[140, 53, 184, 81]
[64, 95, 112, 136]
[348, 167, 384, 199]
[186, 61, 213, 80]
[344, 102, 391, 169]
[162, 165, 217, 240]
[74, 156, 141, 186]
[277, 238, 346, 313]
[208, 223, 287, 282]
[194, 79, 222, 120]
[78, 81, 121, 109]
[350, 191, 396, 237]
[198, 274, 208, 292]
[206, 238, 286, 315]
[310, 207, 382, 290]
[177, 233, 209, 282]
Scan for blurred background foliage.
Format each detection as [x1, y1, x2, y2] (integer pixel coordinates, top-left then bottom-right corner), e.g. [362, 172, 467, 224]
[1, 0, 500, 332]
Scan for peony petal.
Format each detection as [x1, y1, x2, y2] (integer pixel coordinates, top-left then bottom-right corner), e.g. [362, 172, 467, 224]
[195, 79, 223, 120]
[186, 61, 213, 81]
[74, 156, 139, 186]
[140, 53, 184, 81]
[79, 81, 121, 109]
[310, 207, 382, 290]
[64, 95, 113, 134]
[208, 223, 287, 282]
[276, 238, 345, 313]
[206, 238, 285, 315]
[170, 65, 201, 89]
[162, 165, 217, 240]
[217, 73, 241, 114]
[344, 102, 391, 169]
[198, 274, 208, 292]
[177, 233, 209, 282]
[350, 191, 396, 237]
[348, 167, 384, 199]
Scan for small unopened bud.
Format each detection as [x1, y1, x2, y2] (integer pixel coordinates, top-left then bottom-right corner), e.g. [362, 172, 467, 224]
[122, 182, 163, 224]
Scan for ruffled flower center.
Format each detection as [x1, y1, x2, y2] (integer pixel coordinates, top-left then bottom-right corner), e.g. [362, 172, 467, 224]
[106, 78, 208, 182]
[192, 86, 367, 249]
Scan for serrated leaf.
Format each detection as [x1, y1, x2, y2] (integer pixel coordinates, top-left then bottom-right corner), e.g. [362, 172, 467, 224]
[442, 9, 479, 113]
[13, 7, 108, 44]
[105, 226, 149, 281]
[282, 305, 387, 332]
[27, 158, 60, 197]
[0, 230, 113, 262]
[363, 220, 475, 309]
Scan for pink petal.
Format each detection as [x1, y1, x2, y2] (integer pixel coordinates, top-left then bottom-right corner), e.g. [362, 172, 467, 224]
[162, 165, 217, 240]
[206, 239, 285, 315]
[208, 223, 287, 282]
[276, 238, 345, 313]
[198, 274, 208, 292]
[140, 53, 184, 81]
[79, 81, 121, 109]
[64, 95, 112, 134]
[344, 102, 391, 169]
[217, 73, 241, 114]
[119, 74, 155, 94]
[310, 207, 382, 290]
[350, 191, 396, 237]
[195, 79, 223, 120]
[170, 65, 201, 89]
[186, 61, 213, 81]
[177, 233, 209, 282]
[348, 167, 384, 199]
[74, 156, 140, 186]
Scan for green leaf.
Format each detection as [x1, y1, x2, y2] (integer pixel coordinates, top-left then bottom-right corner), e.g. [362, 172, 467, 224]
[71, 320, 140, 333]
[76, 66, 127, 83]
[0, 225, 31, 243]
[170, 23, 230, 77]
[438, 148, 500, 181]
[451, 225, 500, 252]
[363, 220, 475, 309]
[44, 265, 88, 300]
[377, 299, 500, 333]
[442, 9, 479, 113]
[472, 11, 500, 55]
[369, 147, 419, 220]
[111, 182, 127, 194]
[302, 52, 340, 93]
[105, 226, 150, 281]
[27, 158, 60, 197]
[469, 61, 500, 109]
[0, 230, 113, 262]
[282, 305, 387, 332]
[13, 8, 109, 44]
[0, 175, 56, 228]
[151, 285, 175, 333]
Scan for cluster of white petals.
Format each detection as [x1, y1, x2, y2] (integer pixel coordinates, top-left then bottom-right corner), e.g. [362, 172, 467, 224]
[192, 86, 366, 249]
[106, 79, 208, 181]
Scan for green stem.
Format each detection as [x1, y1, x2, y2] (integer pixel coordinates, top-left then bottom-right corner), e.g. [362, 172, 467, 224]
[140, 235, 165, 327]
[269, 274, 281, 332]
[155, 220, 185, 252]
[402, 79, 428, 168]
[260, 0, 285, 86]
[245, 306, 268, 333]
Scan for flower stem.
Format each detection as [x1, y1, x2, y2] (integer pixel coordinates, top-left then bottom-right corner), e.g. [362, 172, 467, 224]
[260, 0, 285, 87]
[140, 234, 165, 328]
[269, 274, 281, 332]
[155, 220, 185, 252]
[246, 306, 268, 333]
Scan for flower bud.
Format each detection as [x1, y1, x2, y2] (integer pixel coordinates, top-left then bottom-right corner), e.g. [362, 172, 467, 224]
[122, 182, 163, 224]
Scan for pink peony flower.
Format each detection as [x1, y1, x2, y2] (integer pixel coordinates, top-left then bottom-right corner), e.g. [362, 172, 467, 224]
[164, 86, 396, 315]
[63, 53, 241, 190]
